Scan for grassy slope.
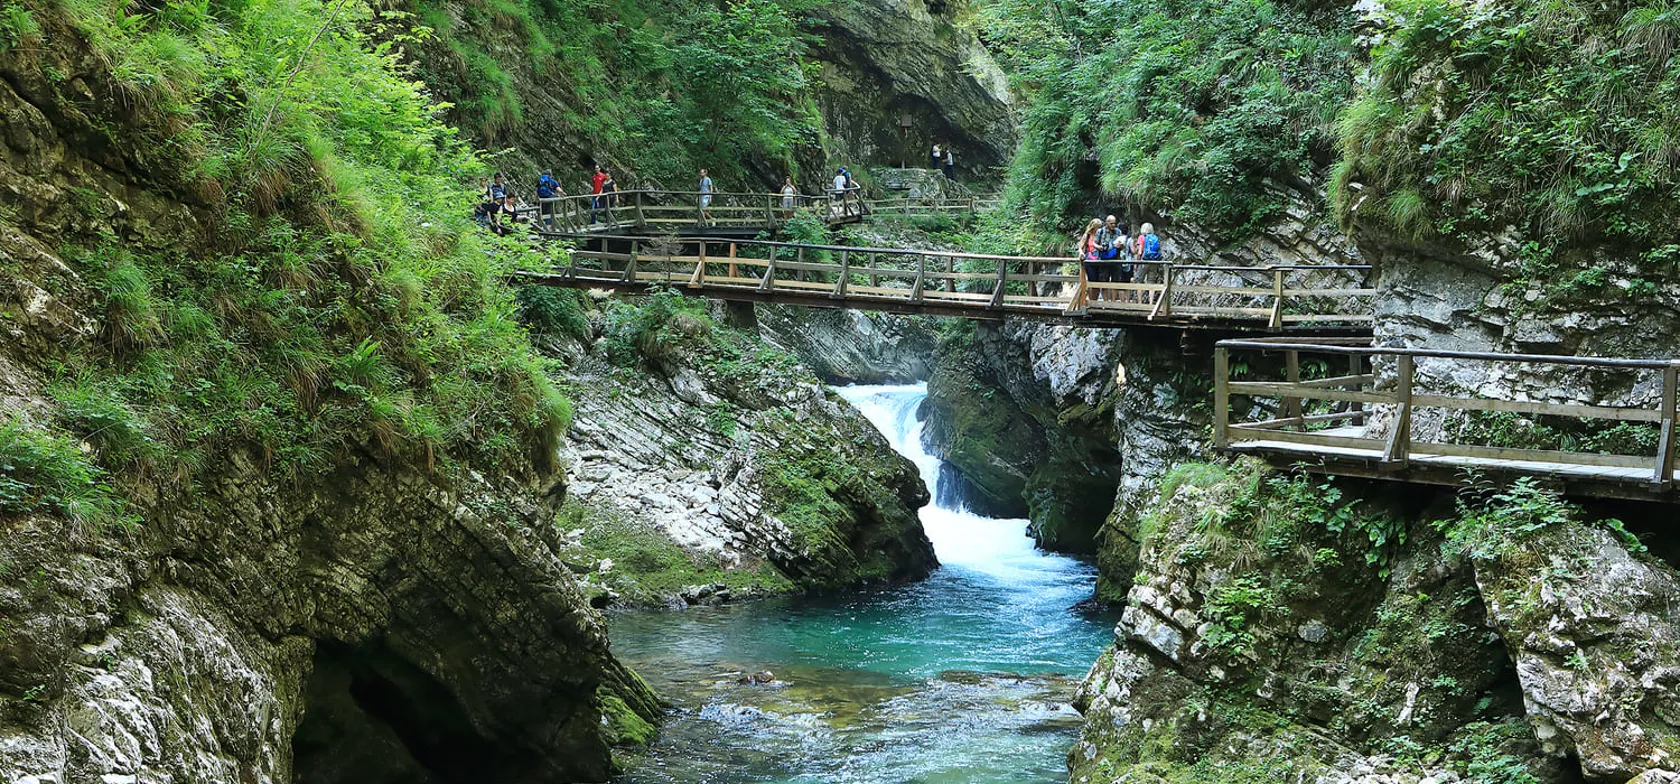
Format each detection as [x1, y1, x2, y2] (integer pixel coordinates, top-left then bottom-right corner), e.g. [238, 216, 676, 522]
[0, 0, 567, 528]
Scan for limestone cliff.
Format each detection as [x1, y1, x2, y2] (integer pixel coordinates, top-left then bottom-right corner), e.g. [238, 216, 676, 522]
[0, 11, 659, 782]
[920, 321, 1121, 553]
[524, 292, 937, 608]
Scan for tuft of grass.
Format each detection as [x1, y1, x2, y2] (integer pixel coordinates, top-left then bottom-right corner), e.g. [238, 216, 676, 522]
[0, 416, 135, 533]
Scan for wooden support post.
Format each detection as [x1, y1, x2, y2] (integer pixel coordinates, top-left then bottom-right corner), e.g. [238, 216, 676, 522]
[1150, 264, 1175, 320]
[1214, 347, 1231, 449]
[729, 243, 739, 280]
[1349, 354, 1366, 426]
[1382, 354, 1414, 468]
[1284, 350, 1304, 429]
[988, 259, 1008, 308]
[1656, 361, 1678, 490]
[635, 192, 646, 229]
[758, 253, 778, 293]
[795, 247, 806, 284]
[869, 253, 879, 289]
[909, 255, 926, 303]
[832, 250, 850, 299]
[688, 241, 707, 288]
[622, 246, 639, 284]
[1268, 268, 1286, 330]
[766, 195, 774, 229]
[945, 256, 955, 293]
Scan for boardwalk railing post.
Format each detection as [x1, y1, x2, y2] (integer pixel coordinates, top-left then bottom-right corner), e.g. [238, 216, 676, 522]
[945, 255, 955, 293]
[623, 243, 639, 284]
[1268, 267, 1286, 330]
[635, 192, 646, 230]
[758, 249, 779, 293]
[1350, 353, 1366, 427]
[1214, 346, 1231, 449]
[1150, 264, 1175, 320]
[1382, 353, 1413, 468]
[1656, 361, 1678, 490]
[1285, 349, 1304, 429]
[729, 243, 739, 280]
[910, 255, 926, 303]
[988, 258, 1008, 308]
[689, 240, 707, 288]
[833, 250, 850, 299]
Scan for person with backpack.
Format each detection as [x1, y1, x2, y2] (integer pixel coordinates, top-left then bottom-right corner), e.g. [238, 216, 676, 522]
[930, 143, 942, 170]
[1094, 215, 1127, 302]
[1134, 222, 1163, 262]
[536, 170, 563, 228]
[698, 168, 715, 226]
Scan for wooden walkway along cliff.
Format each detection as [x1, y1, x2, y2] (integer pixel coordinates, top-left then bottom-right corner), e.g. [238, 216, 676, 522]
[518, 234, 1378, 332]
[1215, 337, 1680, 500]
[520, 188, 974, 234]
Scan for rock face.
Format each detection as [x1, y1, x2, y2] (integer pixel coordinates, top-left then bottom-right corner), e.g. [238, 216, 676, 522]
[755, 305, 937, 384]
[1474, 522, 1680, 780]
[544, 299, 937, 607]
[1070, 460, 1572, 784]
[921, 321, 1120, 552]
[0, 441, 659, 784]
[809, 0, 1015, 177]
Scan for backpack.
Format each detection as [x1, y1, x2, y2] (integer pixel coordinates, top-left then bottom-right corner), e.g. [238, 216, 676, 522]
[537, 175, 557, 199]
[1142, 233, 1162, 260]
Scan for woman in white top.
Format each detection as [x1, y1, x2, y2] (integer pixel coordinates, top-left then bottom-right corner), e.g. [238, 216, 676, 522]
[780, 176, 797, 217]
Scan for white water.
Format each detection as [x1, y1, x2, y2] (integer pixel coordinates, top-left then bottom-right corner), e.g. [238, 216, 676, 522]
[836, 383, 1085, 581]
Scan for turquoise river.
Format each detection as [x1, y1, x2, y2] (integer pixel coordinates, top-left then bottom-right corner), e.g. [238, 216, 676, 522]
[608, 384, 1118, 784]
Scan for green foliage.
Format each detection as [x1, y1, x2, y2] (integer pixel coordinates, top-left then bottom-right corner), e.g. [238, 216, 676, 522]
[39, 0, 572, 485]
[1449, 721, 1543, 784]
[0, 417, 133, 532]
[1199, 575, 1275, 656]
[411, 0, 822, 183]
[516, 285, 593, 340]
[598, 285, 710, 366]
[0, 0, 38, 50]
[1443, 410, 1659, 456]
[1435, 478, 1576, 561]
[1336, 0, 1680, 261]
[977, 0, 1357, 238]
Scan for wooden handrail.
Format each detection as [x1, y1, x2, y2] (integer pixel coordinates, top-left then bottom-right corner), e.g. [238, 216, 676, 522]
[1214, 339, 1680, 495]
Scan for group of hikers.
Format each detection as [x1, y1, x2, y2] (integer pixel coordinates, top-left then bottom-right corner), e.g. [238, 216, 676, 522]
[1078, 215, 1162, 302]
[474, 163, 871, 233]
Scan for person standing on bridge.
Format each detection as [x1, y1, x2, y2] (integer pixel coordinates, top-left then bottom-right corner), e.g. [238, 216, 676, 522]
[930, 143, 942, 170]
[698, 168, 715, 226]
[536, 169, 563, 229]
[781, 176, 797, 218]
[1134, 222, 1162, 262]
[1078, 218, 1103, 309]
[942, 147, 955, 181]
[589, 164, 608, 224]
[1093, 215, 1127, 302]
[600, 170, 618, 223]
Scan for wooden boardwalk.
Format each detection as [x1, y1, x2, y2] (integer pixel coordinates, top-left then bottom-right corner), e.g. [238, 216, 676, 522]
[1214, 337, 1680, 500]
[517, 234, 1378, 332]
[516, 188, 975, 235]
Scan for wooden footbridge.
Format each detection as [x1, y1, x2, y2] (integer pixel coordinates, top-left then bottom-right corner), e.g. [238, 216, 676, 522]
[517, 234, 1378, 332]
[519, 188, 979, 235]
[1215, 337, 1680, 500]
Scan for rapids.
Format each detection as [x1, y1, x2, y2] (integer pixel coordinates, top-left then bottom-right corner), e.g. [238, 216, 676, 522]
[608, 384, 1116, 784]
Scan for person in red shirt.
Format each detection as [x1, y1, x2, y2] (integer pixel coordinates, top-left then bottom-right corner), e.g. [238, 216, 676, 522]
[590, 164, 608, 224]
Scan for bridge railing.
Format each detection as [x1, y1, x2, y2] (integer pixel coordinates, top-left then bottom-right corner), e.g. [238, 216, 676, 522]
[513, 188, 916, 233]
[541, 234, 1376, 328]
[1214, 337, 1680, 491]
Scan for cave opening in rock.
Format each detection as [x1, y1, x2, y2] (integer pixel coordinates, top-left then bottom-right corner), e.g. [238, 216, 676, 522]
[292, 640, 530, 784]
